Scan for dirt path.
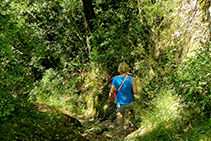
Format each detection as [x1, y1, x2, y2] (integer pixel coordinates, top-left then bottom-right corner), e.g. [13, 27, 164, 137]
[34, 104, 139, 140]
[75, 113, 138, 141]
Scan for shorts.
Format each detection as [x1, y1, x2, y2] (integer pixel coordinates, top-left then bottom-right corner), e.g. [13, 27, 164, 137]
[117, 102, 134, 112]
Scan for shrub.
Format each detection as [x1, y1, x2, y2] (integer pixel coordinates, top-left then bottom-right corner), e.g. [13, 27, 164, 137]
[29, 68, 84, 113]
[173, 46, 211, 118]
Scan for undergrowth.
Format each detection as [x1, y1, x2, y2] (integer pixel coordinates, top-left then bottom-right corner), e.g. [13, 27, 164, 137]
[0, 103, 85, 141]
[1, 0, 210, 140]
[134, 89, 211, 141]
[29, 68, 86, 114]
[132, 46, 211, 140]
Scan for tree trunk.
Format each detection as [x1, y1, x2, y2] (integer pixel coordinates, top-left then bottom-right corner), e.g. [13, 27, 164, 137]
[80, 0, 96, 54]
[206, 0, 211, 52]
[80, 0, 96, 34]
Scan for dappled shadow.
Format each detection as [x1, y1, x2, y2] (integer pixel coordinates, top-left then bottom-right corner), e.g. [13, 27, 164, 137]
[125, 119, 211, 141]
[127, 125, 178, 141]
[80, 108, 142, 141]
[0, 102, 87, 141]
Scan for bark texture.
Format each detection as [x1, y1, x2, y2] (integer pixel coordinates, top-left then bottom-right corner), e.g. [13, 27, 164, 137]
[80, 0, 96, 33]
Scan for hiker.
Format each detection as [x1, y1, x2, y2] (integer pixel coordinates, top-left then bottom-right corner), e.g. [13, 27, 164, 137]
[108, 62, 138, 132]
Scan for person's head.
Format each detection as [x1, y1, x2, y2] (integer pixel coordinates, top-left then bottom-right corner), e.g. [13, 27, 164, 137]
[118, 62, 130, 74]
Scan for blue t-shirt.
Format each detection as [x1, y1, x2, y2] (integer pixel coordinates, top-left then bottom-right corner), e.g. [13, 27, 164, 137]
[112, 75, 135, 106]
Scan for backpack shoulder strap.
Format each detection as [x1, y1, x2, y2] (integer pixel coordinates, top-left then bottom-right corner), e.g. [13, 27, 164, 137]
[117, 75, 128, 92]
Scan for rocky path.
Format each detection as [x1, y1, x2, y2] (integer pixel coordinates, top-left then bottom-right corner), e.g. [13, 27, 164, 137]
[75, 112, 141, 141]
[34, 103, 141, 140]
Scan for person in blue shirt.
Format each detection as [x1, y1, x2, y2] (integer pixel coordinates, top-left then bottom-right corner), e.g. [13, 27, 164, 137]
[108, 62, 138, 132]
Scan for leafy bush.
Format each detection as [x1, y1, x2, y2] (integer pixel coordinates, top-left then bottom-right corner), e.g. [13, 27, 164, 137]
[173, 46, 211, 118]
[133, 45, 211, 140]
[29, 68, 85, 113]
[137, 45, 211, 118]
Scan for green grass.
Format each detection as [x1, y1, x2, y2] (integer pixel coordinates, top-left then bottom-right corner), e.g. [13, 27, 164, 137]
[134, 119, 211, 141]
[131, 90, 211, 141]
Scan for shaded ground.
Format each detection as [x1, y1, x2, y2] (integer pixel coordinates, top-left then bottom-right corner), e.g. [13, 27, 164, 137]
[0, 103, 86, 141]
[32, 103, 141, 140]
[74, 111, 141, 141]
[4, 103, 210, 141]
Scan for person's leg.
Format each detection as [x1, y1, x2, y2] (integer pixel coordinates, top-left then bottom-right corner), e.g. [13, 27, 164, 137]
[119, 111, 125, 129]
[129, 109, 136, 129]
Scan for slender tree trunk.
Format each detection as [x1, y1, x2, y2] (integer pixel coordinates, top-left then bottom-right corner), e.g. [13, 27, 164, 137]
[205, 0, 210, 52]
[80, 0, 95, 53]
[80, 0, 95, 34]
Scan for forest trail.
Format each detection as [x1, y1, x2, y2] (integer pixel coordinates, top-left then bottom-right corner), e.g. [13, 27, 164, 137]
[74, 111, 141, 141]
[35, 103, 140, 140]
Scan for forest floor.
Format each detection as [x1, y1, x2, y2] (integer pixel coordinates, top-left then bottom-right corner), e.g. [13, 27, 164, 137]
[74, 112, 140, 141]
[33, 102, 211, 141]
[36, 103, 140, 140]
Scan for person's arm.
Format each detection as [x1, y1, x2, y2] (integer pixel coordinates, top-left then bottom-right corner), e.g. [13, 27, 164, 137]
[132, 77, 138, 96]
[108, 85, 116, 105]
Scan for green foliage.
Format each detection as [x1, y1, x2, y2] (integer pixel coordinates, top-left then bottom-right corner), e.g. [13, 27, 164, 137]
[1, 0, 211, 140]
[0, 94, 16, 118]
[136, 90, 183, 129]
[90, 1, 140, 75]
[135, 119, 211, 141]
[29, 68, 85, 113]
[181, 119, 211, 140]
[134, 45, 211, 140]
[0, 105, 85, 140]
[198, 0, 209, 10]
[173, 46, 211, 117]
[90, 0, 172, 75]
[0, 1, 35, 118]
